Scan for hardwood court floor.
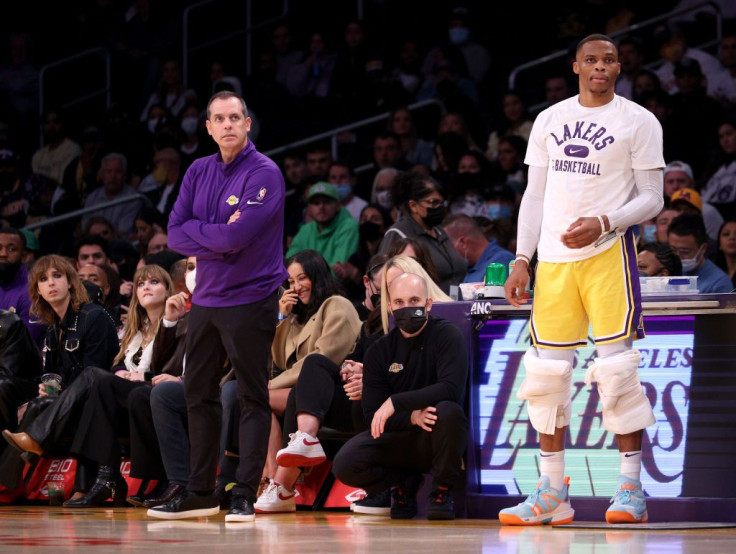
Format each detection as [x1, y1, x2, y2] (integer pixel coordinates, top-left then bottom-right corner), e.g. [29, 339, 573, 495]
[0, 506, 735, 552]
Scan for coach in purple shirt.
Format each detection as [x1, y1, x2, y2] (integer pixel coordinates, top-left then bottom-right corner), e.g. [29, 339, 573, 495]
[155, 91, 287, 522]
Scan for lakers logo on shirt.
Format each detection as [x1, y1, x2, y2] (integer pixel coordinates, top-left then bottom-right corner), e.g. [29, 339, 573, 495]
[389, 362, 403, 374]
[226, 195, 239, 206]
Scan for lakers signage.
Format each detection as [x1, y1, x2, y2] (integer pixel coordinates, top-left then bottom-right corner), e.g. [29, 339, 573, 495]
[475, 316, 693, 497]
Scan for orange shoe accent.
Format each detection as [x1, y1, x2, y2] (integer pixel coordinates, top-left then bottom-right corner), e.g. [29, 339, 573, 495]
[499, 513, 542, 526]
[606, 510, 648, 524]
[550, 516, 574, 525]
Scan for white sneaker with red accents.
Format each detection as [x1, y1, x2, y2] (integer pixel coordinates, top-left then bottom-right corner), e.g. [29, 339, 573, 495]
[276, 430, 326, 467]
[254, 481, 296, 513]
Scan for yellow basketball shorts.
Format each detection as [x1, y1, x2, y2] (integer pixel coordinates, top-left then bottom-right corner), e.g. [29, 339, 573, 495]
[530, 229, 644, 349]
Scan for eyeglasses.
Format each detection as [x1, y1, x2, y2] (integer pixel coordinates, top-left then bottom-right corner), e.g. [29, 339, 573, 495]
[420, 198, 444, 208]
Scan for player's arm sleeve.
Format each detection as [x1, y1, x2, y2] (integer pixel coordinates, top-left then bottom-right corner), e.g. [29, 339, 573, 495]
[180, 167, 284, 254]
[606, 169, 664, 231]
[167, 168, 225, 260]
[515, 164, 547, 261]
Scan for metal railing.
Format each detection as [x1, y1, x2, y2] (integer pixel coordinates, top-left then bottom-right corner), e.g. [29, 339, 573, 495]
[24, 194, 151, 232]
[508, 1, 723, 103]
[264, 98, 445, 167]
[182, 0, 291, 86]
[38, 47, 111, 146]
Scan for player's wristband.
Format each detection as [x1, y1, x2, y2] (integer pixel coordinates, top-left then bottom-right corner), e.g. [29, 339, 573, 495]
[597, 215, 606, 236]
[514, 254, 530, 267]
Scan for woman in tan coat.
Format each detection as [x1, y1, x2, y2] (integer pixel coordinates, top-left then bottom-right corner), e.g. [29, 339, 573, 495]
[263, 249, 362, 482]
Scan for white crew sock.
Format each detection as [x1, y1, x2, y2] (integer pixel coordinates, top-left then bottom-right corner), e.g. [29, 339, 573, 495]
[540, 450, 565, 491]
[620, 450, 642, 481]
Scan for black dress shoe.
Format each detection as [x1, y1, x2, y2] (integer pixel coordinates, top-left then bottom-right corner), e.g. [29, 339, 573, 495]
[225, 495, 255, 522]
[142, 483, 186, 508]
[63, 465, 128, 508]
[147, 490, 219, 520]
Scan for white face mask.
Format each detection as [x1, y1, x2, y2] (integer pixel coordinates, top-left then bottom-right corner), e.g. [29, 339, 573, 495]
[376, 190, 392, 209]
[680, 245, 703, 273]
[181, 116, 199, 135]
[185, 268, 196, 293]
[147, 118, 159, 134]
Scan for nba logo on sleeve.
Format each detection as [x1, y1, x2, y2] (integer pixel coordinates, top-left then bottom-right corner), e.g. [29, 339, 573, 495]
[257, 187, 267, 201]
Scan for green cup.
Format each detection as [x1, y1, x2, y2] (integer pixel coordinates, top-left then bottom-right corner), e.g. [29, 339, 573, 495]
[41, 373, 62, 396]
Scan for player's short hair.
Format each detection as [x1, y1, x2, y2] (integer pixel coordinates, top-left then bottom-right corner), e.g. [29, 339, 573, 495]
[0, 227, 26, 249]
[76, 234, 110, 258]
[576, 34, 617, 54]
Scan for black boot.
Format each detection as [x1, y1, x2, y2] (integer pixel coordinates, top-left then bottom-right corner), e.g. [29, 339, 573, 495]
[126, 479, 153, 507]
[63, 465, 128, 508]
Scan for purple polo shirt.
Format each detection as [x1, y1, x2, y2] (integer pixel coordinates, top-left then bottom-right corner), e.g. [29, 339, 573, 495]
[168, 140, 288, 307]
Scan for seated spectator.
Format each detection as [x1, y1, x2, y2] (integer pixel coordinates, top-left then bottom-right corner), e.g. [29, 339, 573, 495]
[85, 216, 117, 242]
[0, 146, 30, 229]
[0, 228, 44, 345]
[715, 220, 736, 289]
[255, 250, 362, 487]
[123, 257, 198, 509]
[449, 151, 492, 217]
[442, 214, 514, 282]
[62, 125, 105, 207]
[357, 132, 408, 200]
[615, 37, 645, 101]
[287, 31, 336, 102]
[667, 213, 733, 293]
[327, 161, 367, 220]
[655, 207, 680, 244]
[0, 255, 118, 490]
[434, 132, 469, 186]
[0, 309, 43, 455]
[147, 232, 168, 256]
[670, 187, 723, 251]
[255, 257, 383, 513]
[78, 263, 124, 328]
[632, 69, 663, 104]
[82, 153, 146, 237]
[485, 91, 533, 161]
[379, 173, 466, 293]
[305, 147, 332, 181]
[388, 107, 434, 168]
[654, 23, 725, 95]
[286, 182, 359, 268]
[332, 271, 468, 521]
[137, 148, 183, 220]
[370, 168, 399, 219]
[385, 237, 442, 288]
[437, 112, 482, 153]
[139, 59, 196, 122]
[134, 207, 166, 258]
[701, 120, 736, 221]
[637, 243, 683, 277]
[664, 159, 723, 242]
[60, 265, 176, 507]
[75, 234, 113, 270]
[334, 205, 390, 299]
[483, 183, 517, 223]
[31, 111, 81, 184]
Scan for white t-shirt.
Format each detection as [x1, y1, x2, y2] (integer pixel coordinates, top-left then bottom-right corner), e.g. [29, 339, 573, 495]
[526, 95, 664, 263]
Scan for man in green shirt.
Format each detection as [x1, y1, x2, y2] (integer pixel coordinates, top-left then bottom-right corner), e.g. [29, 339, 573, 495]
[286, 182, 359, 267]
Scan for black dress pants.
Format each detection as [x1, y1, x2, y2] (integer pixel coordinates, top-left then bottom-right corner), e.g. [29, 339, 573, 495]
[127, 384, 167, 480]
[71, 373, 148, 467]
[281, 353, 364, 448]
[332, 400, 467, 494]
[184, 293, 278, 501]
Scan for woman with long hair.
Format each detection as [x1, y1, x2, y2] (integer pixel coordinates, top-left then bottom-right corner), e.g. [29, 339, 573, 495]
[61, 265, 178, 507]
[485, 90, 533, 161]
[259, 250, 362, 488]
[388, 106, 434, 167]
[714, 219, 736, 290]
[1, 255, 119, 491]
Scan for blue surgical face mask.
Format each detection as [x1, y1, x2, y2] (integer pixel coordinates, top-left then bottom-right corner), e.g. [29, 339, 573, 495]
[448, 27, 469, 45]
[487, 204, 512, 220]
[641, 224, 656, 244]
[335, 183, 352, 200]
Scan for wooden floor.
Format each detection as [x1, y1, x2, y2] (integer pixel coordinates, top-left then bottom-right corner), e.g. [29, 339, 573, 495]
[0, 506, 735, 552]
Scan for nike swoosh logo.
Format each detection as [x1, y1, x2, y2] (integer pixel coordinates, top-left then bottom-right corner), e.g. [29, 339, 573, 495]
[246, 200, 263, 205]
[564, 144, 590, 158]
[624, 452, 640, 458]
[278, 492, 295, 500]
[303, 439, 321, 446]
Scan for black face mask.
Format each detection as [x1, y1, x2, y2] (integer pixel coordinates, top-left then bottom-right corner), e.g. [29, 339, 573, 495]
[360, 221, 383, 242]
[421, 204, 446, 228]
[392, 305, 427, 334]
[370, 292, 381, 308]
[0, 261, 21, 284]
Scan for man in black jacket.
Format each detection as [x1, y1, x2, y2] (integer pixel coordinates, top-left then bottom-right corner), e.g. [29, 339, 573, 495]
[332, 272, 467, 520]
